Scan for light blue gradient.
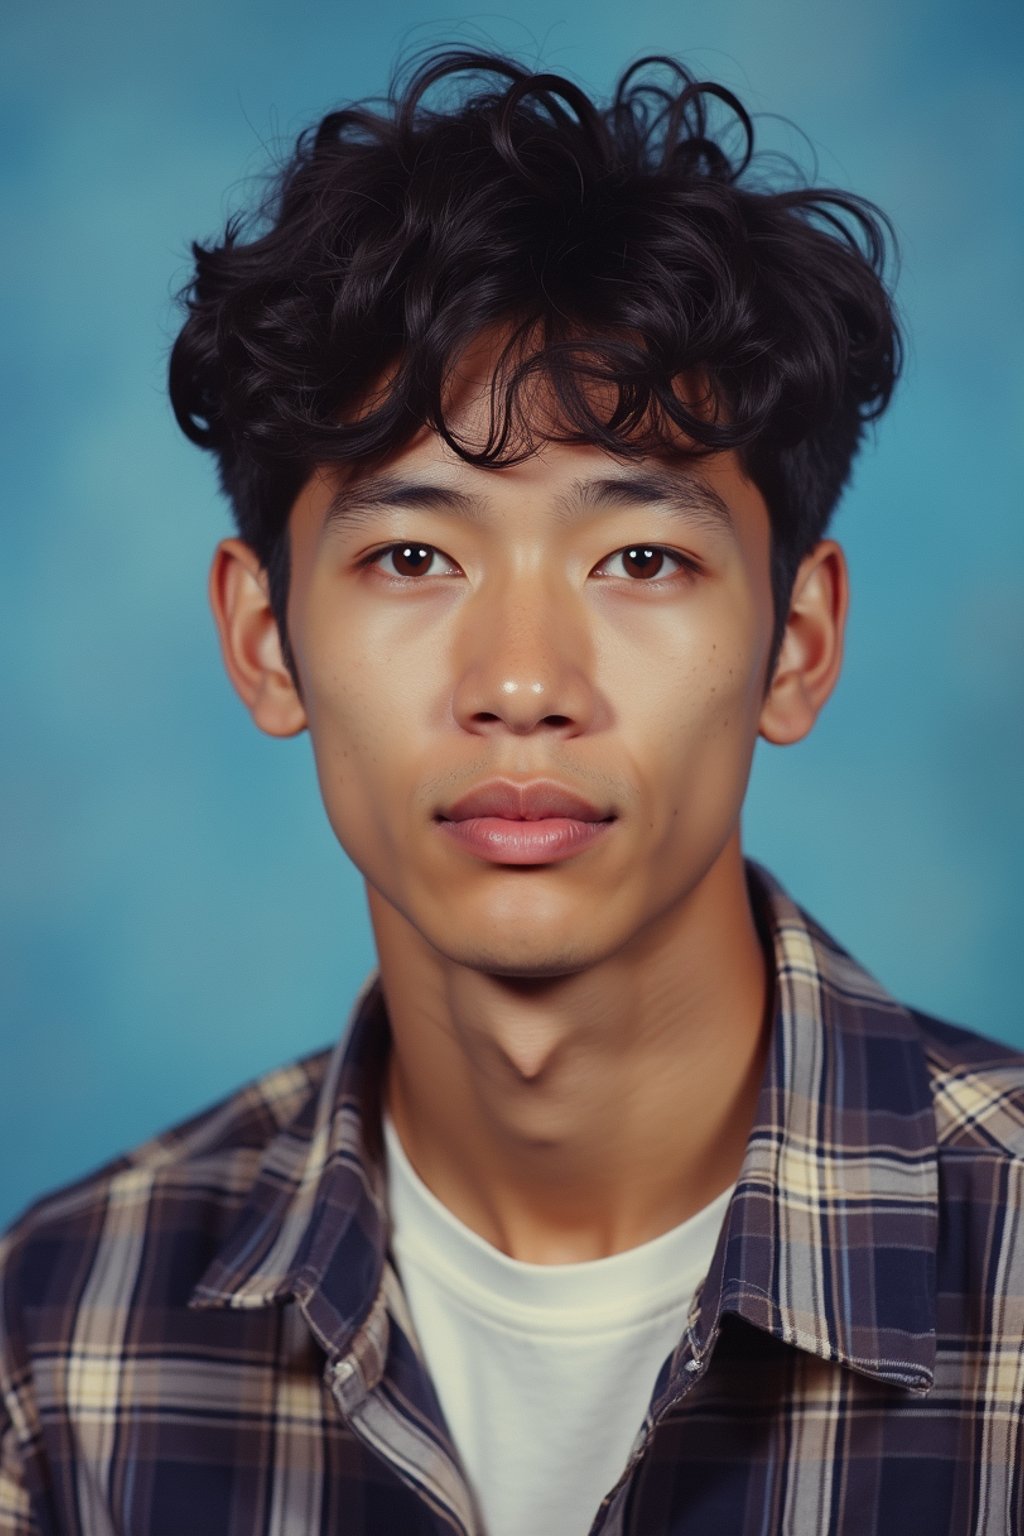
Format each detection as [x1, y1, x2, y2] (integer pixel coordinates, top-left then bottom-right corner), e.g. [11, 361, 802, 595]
[2, 0, 1022, 1228]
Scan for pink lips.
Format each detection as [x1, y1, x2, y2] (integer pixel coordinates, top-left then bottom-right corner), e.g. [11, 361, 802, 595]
[436, 780, 615, 865]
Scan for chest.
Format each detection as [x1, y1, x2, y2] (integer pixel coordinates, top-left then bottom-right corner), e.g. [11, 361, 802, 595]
[36, 1317, 1020, 1536]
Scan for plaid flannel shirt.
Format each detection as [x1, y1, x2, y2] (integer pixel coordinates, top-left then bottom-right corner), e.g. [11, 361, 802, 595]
[2, 862, 1023, 1535]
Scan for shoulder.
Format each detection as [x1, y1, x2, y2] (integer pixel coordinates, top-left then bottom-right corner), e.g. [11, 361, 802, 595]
[910, 1006, 1024, 1161]
[0, 1045, 332, 1316]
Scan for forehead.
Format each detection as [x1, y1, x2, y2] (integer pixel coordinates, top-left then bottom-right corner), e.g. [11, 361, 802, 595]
[321, 449, 741, 541]
[295, 324, 772, 550]
[433, 320, 720, 443]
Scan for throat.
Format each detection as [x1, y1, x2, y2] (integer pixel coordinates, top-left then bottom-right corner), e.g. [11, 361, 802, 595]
[479, 995, 576, 1088]
[373, 850, 772, 1262]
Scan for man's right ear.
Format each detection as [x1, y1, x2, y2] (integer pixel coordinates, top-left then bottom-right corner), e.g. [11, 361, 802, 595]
[208, 538, 308, 738]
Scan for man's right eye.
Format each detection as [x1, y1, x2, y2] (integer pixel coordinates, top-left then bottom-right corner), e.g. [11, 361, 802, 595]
[365, 543, 460, 579]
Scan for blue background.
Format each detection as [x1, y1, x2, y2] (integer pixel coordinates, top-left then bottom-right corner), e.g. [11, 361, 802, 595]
[2, 0, 1021, 1229]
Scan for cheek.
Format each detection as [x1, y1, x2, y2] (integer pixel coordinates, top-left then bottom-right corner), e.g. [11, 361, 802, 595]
[295, 604, 448, 857]
[303, 679, 377, 856]
[607, 605, 765, 754]
[599, 602, 768, 856]
[660, 652, 761, 805]
[294, 641, 391, 835]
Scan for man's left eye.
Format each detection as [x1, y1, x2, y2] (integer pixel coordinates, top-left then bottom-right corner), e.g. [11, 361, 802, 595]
[596, 546, 689, 581]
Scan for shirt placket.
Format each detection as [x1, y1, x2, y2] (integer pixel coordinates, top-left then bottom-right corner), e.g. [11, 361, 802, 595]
[312, 1283, 484, 1536]
[585, 1310, 714, 1536]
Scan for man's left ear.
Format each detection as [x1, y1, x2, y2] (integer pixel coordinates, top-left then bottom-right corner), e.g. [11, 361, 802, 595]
[758, 539, 848, 746]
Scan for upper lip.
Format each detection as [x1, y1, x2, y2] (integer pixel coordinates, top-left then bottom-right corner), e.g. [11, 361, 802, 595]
[439, 779, 613, 822]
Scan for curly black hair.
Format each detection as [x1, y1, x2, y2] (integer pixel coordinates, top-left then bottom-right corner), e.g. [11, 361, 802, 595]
[168, 48, 901, 673]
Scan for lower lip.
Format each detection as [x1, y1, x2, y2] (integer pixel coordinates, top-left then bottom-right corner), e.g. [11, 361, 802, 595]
[437, 816, 614, 864]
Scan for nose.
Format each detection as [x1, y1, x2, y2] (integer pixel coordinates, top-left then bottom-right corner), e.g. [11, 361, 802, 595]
[451, 572, 597, 738]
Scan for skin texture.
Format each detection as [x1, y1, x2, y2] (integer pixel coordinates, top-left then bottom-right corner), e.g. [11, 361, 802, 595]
[210, 354, 847, 1263]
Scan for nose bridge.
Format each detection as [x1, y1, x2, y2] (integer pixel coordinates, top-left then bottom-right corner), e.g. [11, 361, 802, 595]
[452, 560, 595, 734]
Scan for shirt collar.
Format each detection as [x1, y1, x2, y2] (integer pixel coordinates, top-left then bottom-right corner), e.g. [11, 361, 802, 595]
[687, 861, 938, 1393]
[190, 968, 393, 1376]
[191, 862, 938, 1392]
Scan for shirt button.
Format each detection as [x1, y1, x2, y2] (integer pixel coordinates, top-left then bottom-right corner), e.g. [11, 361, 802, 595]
[328, 1356, 367, 1412]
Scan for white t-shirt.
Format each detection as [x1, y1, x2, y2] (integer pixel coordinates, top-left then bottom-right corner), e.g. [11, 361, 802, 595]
[383, 1115, 732, 1536]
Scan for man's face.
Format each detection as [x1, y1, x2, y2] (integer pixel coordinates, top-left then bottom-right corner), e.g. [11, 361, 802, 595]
[279, 364, 779, 979]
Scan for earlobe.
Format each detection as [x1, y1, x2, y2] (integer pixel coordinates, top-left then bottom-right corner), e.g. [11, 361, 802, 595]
[208, 539, 307, 738]
[758, 540, 848, 747]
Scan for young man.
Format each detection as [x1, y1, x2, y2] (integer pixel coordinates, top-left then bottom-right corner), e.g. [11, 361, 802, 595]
[2, 48, 1022, 1536]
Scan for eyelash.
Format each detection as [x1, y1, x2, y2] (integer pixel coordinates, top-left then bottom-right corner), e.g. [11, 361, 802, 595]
[361, 543, 700, 584]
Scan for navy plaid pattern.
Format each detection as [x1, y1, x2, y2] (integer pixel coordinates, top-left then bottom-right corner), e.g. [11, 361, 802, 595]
[3, 862, 1023, 1534]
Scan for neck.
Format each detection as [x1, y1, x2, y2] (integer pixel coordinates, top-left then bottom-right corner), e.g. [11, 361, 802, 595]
[371, 839, 770, 1264]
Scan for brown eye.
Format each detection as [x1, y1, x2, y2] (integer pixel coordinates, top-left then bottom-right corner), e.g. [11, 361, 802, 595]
[599, 545, 687, 580]
[386, 544, 436, 577]
[367, 542, 461, 581]
[621, 546, 666, 579]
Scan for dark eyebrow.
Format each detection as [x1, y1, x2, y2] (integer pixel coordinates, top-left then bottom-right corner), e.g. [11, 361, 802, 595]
[560, 471, 736, 536]
[323, 474, 486, 529]
[322, 467, 735, 536]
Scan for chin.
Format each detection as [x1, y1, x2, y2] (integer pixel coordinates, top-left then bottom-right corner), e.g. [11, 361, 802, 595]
[434, 932, 602, 980]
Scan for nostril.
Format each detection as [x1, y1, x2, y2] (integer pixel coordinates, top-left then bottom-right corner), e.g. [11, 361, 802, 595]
[471, 711, 575, 732]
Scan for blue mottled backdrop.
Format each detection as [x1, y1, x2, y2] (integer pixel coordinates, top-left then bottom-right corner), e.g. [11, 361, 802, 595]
[2, 0, 1022, 1227]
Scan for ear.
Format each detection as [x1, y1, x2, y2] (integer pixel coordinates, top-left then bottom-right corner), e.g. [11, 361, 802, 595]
[208, 538, 307, 738]
[758, 539, 848, 746]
